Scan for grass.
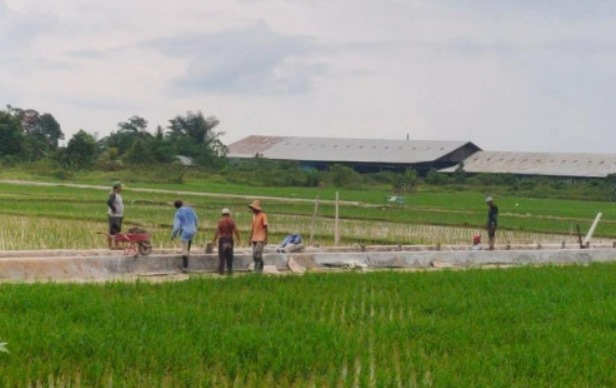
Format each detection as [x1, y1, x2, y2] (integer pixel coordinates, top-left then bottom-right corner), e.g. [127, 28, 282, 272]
[2, 266, 616, 385]
[1, 170, 616, 385]
[0, 169, 615, 249]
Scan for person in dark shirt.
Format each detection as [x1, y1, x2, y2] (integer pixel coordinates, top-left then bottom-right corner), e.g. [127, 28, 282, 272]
[212, 208, 241, 275]
[106, 181, 124, 249]
[486, 196, 498, 250]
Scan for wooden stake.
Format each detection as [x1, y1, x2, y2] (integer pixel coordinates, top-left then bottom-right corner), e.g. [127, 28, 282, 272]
[309, 194, 320, 246]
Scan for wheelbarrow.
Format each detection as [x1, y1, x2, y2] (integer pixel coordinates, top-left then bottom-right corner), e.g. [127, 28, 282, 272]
[99, 229, 153, 257]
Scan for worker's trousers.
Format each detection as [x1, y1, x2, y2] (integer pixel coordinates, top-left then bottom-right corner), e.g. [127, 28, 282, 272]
[252, 241, 265, 273]
[218, 237, 234, 275]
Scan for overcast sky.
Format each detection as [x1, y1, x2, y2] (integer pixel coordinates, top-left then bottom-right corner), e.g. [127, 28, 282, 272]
[1, 0, 615, 153]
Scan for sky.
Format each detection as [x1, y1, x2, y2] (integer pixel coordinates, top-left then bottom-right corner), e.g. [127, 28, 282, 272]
[1, 0, 616, 153]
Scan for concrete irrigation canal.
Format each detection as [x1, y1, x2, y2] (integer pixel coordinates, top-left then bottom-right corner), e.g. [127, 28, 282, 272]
[2, 243, 616, 282]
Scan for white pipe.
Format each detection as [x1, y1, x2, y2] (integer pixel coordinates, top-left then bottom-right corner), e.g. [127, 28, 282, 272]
[583, 212, 602, 246]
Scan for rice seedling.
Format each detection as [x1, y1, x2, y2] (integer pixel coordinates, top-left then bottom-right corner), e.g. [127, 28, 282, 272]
[3, 265, 616, 385]
[0, 212, 596, 251]
[0, 179, 615, 250]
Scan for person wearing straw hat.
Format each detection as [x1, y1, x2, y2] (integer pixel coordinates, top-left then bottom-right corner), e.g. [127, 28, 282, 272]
[485, 196, 498, 250]
[212, 208, 241, 275]
[106, 181, 124, 250]
[248, 199, 268, 273]
[171, 199, 199, 272]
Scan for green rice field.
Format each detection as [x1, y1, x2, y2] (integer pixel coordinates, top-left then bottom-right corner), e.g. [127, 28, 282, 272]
[2, 175, 616, 386]
[2, 266, 616, 386]
[0, 179, 614, 250]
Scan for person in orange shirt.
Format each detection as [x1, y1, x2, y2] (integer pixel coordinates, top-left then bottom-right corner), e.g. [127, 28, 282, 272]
[248, 199, 268, 273]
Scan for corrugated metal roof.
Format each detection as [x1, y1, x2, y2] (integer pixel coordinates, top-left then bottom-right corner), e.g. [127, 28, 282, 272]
[441, 151, 616, 178]
[226, 136, 284, 156]
[228, 135, 476, 164]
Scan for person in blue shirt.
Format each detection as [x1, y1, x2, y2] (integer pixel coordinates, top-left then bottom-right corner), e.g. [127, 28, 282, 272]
[171, 199, 199, 271]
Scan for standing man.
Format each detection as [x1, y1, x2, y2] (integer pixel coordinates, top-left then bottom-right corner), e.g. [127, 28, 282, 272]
[486, 196, 499, 250]
[248, 200, 268, 273]
[212, 208, 241, 275]
[171, 199, 199, 272]
[107, 181, 124, 250]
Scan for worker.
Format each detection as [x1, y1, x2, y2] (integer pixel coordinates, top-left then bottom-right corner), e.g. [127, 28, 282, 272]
[171, 199, 199, 272]
[248, 199, 268, 273]
[106, 181, 124, 250]
[486, 196, 498, 250]
[212, 208, 241, 275]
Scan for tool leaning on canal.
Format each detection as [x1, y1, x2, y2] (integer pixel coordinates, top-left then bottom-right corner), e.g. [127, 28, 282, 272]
[97, 227, 152, 257]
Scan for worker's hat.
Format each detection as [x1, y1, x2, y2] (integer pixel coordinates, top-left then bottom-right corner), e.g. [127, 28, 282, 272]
[221, 208, 231, 215]
[248, 199, 262, 211]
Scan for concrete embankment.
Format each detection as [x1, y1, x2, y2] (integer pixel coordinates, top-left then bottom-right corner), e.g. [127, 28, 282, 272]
[2, 245, 616, 282]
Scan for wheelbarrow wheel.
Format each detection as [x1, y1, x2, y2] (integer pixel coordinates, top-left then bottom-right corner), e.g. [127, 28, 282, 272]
[138, 241, 153, 256]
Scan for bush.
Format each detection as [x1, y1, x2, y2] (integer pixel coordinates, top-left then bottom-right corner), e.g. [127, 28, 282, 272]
[304, 169, 321, 187]
[51, 169, 75, 180]
[363, 172, 394, 186]
[424, 169, 448, 185]
[327, 164, 363, 188]
[519, 179, 536, 190]
[495, 173, 517, 186]
[475, 173, 499, 186]
[390, 169, 419, 193]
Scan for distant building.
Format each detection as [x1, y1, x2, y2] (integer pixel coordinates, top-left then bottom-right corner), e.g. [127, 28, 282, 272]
[441, 151, 616, 178]
[227, 135, 481, 174]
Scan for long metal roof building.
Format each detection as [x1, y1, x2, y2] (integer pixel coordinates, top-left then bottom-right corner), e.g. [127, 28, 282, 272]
[441, 151, 616, 178]
[227, 135, 481, 173]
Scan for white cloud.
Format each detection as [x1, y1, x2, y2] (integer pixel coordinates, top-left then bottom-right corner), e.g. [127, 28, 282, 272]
[145, 22, 323, 95]
[0, 0, 615, 153]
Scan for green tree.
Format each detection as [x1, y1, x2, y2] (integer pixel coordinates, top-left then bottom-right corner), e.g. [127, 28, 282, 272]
[6, 106, 64, 159]
[96, 146, 124, 170]
[99, 115, 153, 158]
[118, 116, 148, 133]
[150, 126, 175, 164]
[0, 110, 26, 163]
[124, 138, 155, 165]
[62, 130, 98, 169]
[167, 111, 226, 166]
[25, 112, 64, 153]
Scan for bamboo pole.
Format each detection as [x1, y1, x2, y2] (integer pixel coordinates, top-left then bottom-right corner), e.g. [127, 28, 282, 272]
[334, 191, 340, 246]
[309, 194, 320, 246]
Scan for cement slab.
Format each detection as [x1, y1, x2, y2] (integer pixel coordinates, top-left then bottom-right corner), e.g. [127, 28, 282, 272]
[1, 247, 616, 282]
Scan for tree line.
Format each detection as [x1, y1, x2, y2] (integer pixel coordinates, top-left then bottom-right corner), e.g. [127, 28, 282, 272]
[0, 105, 226, 169]
[2, 104, 616, 202]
